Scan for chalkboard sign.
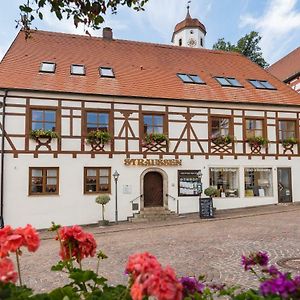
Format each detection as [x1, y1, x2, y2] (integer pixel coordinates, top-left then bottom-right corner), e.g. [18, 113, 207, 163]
[199, 197, 214, 219]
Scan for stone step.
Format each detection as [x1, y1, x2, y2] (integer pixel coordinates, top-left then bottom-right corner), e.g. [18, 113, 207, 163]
[128, 208, 179, 223]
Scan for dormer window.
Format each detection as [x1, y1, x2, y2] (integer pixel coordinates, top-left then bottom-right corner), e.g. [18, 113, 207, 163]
[249, 79, 276, 90]
[177, 73, 205, 84]
[99, 67, 115, 78]
[40, 62, 56, 73]
[215, 77, 243, 87]
[71, 64, 85, 75]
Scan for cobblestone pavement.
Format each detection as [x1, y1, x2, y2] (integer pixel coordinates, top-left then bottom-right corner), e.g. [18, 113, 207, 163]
[18, 204, 300, 292]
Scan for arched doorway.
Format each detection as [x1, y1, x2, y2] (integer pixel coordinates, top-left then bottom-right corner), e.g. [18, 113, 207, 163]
[143, 172, 163, 207]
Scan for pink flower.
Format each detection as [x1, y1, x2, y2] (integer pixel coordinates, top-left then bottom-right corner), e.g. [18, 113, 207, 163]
[126, 252, 161, 279]
[0, 226, 14, 257]
[58, 225, 97, 262]
[0, 258, 18, 283]
[126, 252, 183, 300]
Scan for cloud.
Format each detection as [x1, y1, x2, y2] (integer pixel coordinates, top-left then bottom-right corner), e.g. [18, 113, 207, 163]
[240, 0, 300, 64]
[130, 0, 213, 42]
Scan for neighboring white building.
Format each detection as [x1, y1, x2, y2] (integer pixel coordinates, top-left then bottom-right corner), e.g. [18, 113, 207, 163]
[0, 13, 300, 229]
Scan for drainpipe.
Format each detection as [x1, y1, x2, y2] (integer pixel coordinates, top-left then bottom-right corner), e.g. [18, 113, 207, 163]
[0, 90, 8, 228]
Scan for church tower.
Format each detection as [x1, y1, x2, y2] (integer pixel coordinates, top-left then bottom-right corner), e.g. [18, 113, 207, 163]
[171, 4, 207, 48]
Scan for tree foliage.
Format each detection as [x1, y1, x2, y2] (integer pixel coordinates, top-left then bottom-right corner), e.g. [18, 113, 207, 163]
[17, 0, 149, 38]
[213, 31, 269, 68]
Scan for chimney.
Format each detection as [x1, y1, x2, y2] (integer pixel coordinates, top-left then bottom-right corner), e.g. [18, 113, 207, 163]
[103, 27, 113, 40]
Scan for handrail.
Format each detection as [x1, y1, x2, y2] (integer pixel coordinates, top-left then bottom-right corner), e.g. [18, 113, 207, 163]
[130, 194, 143, 203]
[166, 193, 179, 214]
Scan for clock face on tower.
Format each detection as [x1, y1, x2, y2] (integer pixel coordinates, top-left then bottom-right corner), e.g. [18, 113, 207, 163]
[188, 38, 197, 48]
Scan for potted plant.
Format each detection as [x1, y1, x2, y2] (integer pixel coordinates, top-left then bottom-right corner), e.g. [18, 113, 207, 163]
[211, 135, 232, 145]
[95, 194, 110, 226]
[247, 136, 268, 147]
[86, 130, 111, 145]
[29, 129, 59, 140]
[143, 132, 168, 145]
[282, 137, 298, 147]
[204, 186, 218, 198]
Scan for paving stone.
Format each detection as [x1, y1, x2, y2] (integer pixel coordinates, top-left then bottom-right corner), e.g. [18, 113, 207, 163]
[16, 204, 300, 292]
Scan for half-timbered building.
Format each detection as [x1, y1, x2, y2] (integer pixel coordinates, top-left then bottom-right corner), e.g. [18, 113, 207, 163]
[0, 12, 300, 229]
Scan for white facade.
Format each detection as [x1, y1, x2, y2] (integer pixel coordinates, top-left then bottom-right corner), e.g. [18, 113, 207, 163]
[172, 27, 206, 48]
[1, 90, 300, 229]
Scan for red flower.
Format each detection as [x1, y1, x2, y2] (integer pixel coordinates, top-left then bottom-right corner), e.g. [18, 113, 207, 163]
[58, 225, 97, 262]
[0, 226, 14, 258]
[0, 258, 18, 283]
[15, 224, 40, 252]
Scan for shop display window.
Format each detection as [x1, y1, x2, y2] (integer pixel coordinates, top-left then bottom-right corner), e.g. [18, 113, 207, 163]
[244, 168, 273, 197]
[209, 168, 239, 197]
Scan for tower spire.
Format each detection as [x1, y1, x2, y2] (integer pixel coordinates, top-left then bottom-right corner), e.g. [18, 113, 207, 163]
[186, 0, 191, 19]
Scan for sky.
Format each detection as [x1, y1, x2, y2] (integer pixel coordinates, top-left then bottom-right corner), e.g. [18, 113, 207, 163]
[0, 0, 300, 65]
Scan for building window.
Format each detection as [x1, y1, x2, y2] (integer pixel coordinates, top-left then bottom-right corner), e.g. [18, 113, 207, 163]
[143, 114, 164, 134]
[29, 167, 59, 195]
[215, 77, 243, 87]
[244, 168, 273, 197]
[278, 120, 296, 140]
[178, 170, 201, 197]
[31, 109, 56, 131]
[99, 67, 114, 78]
[177, 73, 205, 84]
[248, 80, 276, 90]
[179, 39, 182, 46]
[210, 117, 230, 138]
[200, 38, 203, 47]
[40, 62, 56, 73]
[84, 167, 111, 194]
[209, 168, 239, 197]
[71, 64, 85, 75]
[245, 119, 264, 139]
[86, 111, 109, 133]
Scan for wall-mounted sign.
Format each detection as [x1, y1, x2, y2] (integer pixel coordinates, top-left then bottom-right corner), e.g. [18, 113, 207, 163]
[124, 158, 182, 167]
[178, 170, 201, 197]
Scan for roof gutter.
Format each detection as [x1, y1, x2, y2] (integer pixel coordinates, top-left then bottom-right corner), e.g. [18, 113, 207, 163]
[0, 90, 8, 228]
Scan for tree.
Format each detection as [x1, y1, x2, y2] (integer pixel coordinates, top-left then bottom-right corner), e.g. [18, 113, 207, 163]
[213, 31, 269, 68]
[17, 0, 149, 38]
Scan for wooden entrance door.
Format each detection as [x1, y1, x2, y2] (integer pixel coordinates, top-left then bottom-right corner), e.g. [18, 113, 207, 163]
[278, 168, 292, 203]
[144, 172, 163, 207]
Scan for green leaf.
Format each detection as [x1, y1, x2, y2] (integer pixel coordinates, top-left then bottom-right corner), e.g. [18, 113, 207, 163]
[69, 269, 97, 283]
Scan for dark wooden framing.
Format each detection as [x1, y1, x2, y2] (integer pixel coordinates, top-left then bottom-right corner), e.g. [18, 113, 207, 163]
[2, 94, 300, 159]
[83, 167, 111, 194]
[29, 167, 59, 196]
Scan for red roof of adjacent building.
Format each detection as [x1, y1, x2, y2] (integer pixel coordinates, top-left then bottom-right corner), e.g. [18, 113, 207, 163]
[268, 47, 300, 82]
[0, 30, 299, 106]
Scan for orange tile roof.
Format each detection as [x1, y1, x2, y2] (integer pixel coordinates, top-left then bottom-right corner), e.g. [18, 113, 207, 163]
[268, 47, 300, 82]
[0, 30, 299, 106]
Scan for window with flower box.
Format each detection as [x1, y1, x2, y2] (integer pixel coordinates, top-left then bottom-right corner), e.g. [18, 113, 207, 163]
[86, 111, 109, 133]
[244, 168, 273, 197]
[210, 116, 231, 138]
[278, 120, 296, 140]
[143, 114, 164, 134]
[84, 167, 111, 194]
[31, 109, 57, 131]
[209, 168, 239, 198]
[29, 167, 59, 195]
[245, 119, 264, 139]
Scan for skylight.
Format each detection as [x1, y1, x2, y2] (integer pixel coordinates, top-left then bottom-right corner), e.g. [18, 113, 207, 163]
[215, 77, 243, 87]
[100, 67, 115, 78]
[177, 73, 205, 84]
[40, 62, 56, 73]
[71, 64, 85, 75]
[249, 80, 276, 90]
